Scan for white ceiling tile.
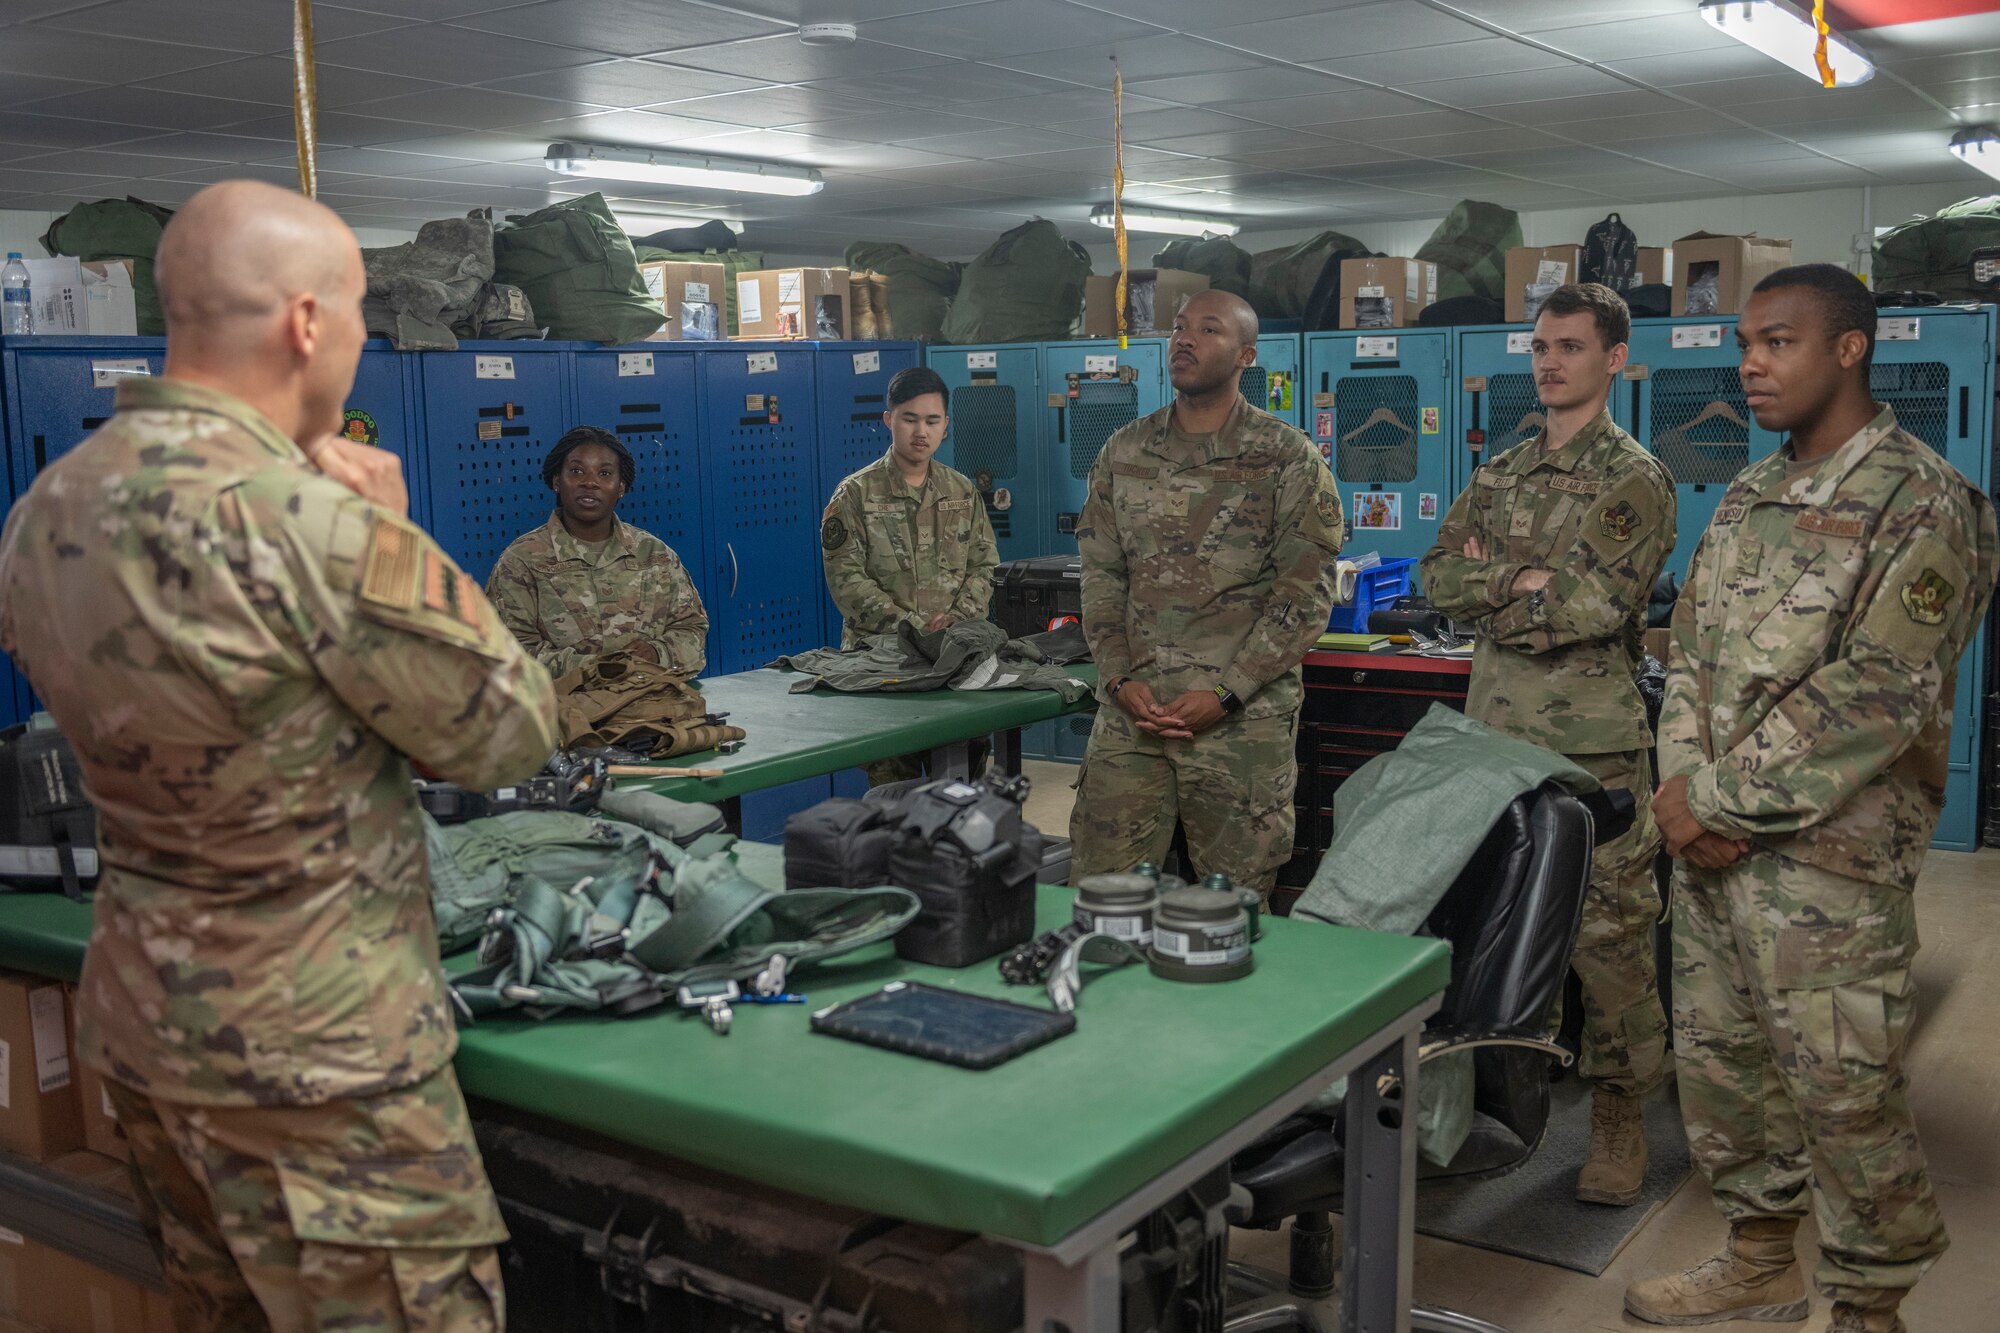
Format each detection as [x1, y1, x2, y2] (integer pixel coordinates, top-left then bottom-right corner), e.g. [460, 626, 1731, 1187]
[682, 0, 990, 23]
[658, 127, 855, 163]
[1419, 65, 1631, 108]
[960, 87, 1179, 126]
[663, 35, 952, 82]
[1494, 89, 1689, 126]
[0, 147, 225, 180]
[1096, 108, 1270, 143]
[14, 85, 282, 131]
[1447, 0, 1688, 32]
[37, 0, 413, 54]
[1208, 3, 1497, 64]
[1233, 141, 1413, 171]
[1076, 0, 1360, 24]
[997, 35, 1263, 85]
[117, 130, 302, 164]
[782, 106, 1008, 142]
[1148, 125, 1334, 157]
[0, 110, 157, 150]
[523, 108, 757, 146]
[1314, 38, 1572, 88]
[320, 0, 554, 20]
[1884, 49, 2000, 86]
[0, 74, 98, 110]
[1378, 127, 1565, 158]
[0, 28, 231, 81]
[815, 62, 1086, 109]
[451, 0, 789, 58]
[313, 145, 492, 175]
[477, 59, 768, 107]
[314, 24, 603, 82]
[666, 87, 901, 130]
[1218, 88, 1427, 128]
[349, 131, 545, 162]
[216, 111, 438, 146]
[1602, 46, 1787, 88]
[1928, 75, 2000, 113]
[1126, 66, 1343, 105]
[891, 124, 1096, 157]
[1334, 109, 1498, 139]
[1581, 110, 1745, 144]
[138, 55, 447, 109]
[867, 0, 1162, 59]
[340, 87, 581, 131]
[1532, 13, 1743, 64]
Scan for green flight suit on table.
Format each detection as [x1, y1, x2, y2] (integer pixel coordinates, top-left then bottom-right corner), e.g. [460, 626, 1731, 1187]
[486, 511, 708, 677]
[0, 377, 560, 1332]
[821, 449, 999, 784]
[1656, 405, 1996, 1311]
[1421, 408, 1677, 1097]
[1071, 396, 1343, 901]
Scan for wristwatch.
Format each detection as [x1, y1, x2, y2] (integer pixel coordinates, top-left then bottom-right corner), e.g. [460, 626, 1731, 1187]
[1212, 685, 1244, 715]
[1107, 675, 1130, 699]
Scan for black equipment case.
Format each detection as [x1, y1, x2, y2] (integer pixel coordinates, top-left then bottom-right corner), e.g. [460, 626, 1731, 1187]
[990, 555, 1082, 640]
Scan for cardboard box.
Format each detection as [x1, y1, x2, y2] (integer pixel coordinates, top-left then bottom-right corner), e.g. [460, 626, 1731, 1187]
[1643, 627, 1672, 663]
[64, 987, 124, 1163]
[1636, 247, 1673, 289]
[0, 971, 81, 1161]
[735, 266, 848, 340]
[639, 260, 725, 342]
[1083, 268, 1210, 337]
[1338, 257, 1436, 330]
[1672, 232, 1793, 317]
[1503, 245, 1584, 323]
[16, 258, 136, 336]
[0, 1227, 161, 1333]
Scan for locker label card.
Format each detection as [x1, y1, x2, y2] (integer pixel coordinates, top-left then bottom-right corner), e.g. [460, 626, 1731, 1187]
[1084, 354, 1118, 373]
[1352, 492, 1402, 531]
[475, 355, 515, 380]
[1879, 317, 1920, 341]
[476, 420, 501, 441]
[737, 276, 763, 326]
[853, 350, 881, 374]
[967, 351, 998, 369]
[90, 358, 150, 388]
[617, 353, 654, 378]
[745, 394, 765, 412]
[1313, 391, 1335, 409]
[745, 351, 779, 375]
[1355, 336, 1398, 358]
[1670, 325, 1723, 349]
[1506, 331, 1533, 354]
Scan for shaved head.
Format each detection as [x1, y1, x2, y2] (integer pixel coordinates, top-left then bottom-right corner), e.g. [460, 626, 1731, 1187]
[1180, 288, 1259, 349]
[156, 180, 367, 446]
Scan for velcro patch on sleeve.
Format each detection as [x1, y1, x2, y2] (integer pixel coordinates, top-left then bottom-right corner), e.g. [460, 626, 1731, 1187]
[359, 514, 423, 611]
[1861, 533, 1967, 670]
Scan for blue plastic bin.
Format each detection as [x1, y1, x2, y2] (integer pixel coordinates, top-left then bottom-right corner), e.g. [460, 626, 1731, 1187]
[1326, 556, 1416, 633]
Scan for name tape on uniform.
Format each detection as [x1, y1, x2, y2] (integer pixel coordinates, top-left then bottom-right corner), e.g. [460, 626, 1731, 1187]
[617, 352, 654, 378]
[474, 355, 515, 380]
[745, 351, 778, 375]
[852, 350, 880, 374]
[1669, 324, 1723, 349]
[1355, 336, 1398, 358]
[90, 358, 150, 388]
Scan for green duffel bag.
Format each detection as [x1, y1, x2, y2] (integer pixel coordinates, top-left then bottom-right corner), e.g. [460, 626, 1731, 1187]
[1417, 200, 1522, 304]
[493, 192, 663, 345]
[1249, 230, 1373, 320]
[845, 240, 960, 340]
[1153, 236, 1252, 297]
[1874, 195, 2000, 300]
[40, 197, 175, 335]
[939, 219, 1090, 345]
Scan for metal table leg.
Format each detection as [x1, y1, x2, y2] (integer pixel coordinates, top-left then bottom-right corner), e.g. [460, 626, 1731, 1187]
[995, 725, 1022, 776]
[1022, 1244, 1121, 1333]
[1340, 1027, 1419, 1333]
[928, 738, 973, 781]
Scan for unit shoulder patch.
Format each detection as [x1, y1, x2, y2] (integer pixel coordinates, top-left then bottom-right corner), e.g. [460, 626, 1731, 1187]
[821, 515, 848, 552]
[1600, 500, 1640, 543]
[1900, 568, 1953, 625]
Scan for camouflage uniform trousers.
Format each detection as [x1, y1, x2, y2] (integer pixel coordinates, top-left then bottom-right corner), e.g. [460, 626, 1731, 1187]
[1566, 748, 1671, 1097]
[105, 1064, 507, 1332]
[1672, 847, 1946, 1307]
[1069, 705, 1297, 902]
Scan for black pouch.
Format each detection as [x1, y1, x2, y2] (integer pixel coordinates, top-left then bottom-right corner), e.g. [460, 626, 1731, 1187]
[888, 775, 1042, 967]
[0, 723, 97, 900]
[784, 796, 902, 890]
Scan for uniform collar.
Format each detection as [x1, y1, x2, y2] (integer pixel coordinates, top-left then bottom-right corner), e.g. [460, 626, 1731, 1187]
[542, 510, 635, 567]
[114, 375, 307, 465]
[1520, 407, 1616, 475]
[1771, 403, 1898, 508]
[870, 448, 935, 500]
[1141, 393, 1250, 466]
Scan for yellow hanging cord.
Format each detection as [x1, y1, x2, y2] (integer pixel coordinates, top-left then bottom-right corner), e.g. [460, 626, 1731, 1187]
[1811, 0, 1835, 89]
[293, 0, 319, 198]
[1112, 57, 1127, 352]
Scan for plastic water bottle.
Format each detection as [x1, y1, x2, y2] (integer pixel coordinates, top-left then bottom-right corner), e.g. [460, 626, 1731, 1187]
[1, 253, 29, 336]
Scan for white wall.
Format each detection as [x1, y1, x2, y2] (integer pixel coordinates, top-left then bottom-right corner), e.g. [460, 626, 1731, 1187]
[1081, 181, 1984, 281]
[1, 206, 415, 261]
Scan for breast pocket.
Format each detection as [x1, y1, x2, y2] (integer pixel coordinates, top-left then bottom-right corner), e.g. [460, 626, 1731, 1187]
[936, 498, 975, 569]
[535, 570, 593, 648]
[1198, 468, 1277, 590]
[1474, 471, 1519, 555]
[1112, 469, 1174, 559]
[1739, 530, 1863, 687]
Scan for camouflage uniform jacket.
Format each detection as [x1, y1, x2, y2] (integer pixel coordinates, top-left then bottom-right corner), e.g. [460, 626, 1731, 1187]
[0, 377, 559, 1107]
[1077, 396, 1345, 717]
[1422, 408, 1676, 754]
[821, 451, 998, 648]
[486, 512, 707, 676]
[1658, 405, 1998, 890]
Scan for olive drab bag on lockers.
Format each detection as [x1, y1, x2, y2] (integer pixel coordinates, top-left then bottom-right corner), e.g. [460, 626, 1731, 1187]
[845, 240, 961, 341]
[939, 219, 1091, 345]
[1153, 236, 1253, 298]
[493, 192, 664, 345]
[1873, 196, 2000, 301]
[1583, 212, 1641, 293]
[40, 197, 175, 335]
[1249, 230, 1374, 321]
[1416, 201, 1522, 304]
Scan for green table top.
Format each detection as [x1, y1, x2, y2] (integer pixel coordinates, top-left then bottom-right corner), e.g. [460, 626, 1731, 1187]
[0, 861, 1446, 1249]
[633, 665, 1097, 802]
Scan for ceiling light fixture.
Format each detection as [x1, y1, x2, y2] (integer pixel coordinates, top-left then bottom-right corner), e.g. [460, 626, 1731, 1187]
[545, 142, 824, 197]
[1697, 0, 1874, 87]
[1950, 125, 2000, 181]
[1089, 203, 1238, 237]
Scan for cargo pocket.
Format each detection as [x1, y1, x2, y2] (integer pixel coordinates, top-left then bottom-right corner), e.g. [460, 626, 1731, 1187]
[275, 1152, 508, 1250]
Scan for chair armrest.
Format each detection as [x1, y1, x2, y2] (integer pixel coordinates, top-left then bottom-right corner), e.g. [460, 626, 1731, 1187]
[1575, 786, 1636, 844]
[1418, 1023, 1575, 1067]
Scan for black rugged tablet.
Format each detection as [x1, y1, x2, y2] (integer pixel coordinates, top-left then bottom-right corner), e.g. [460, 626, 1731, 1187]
[809, 980, 1076, 1070]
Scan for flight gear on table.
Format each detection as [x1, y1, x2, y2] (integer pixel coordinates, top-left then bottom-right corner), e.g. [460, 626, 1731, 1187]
[888, 772, 1044, 968]
[553, 657, 746, 757]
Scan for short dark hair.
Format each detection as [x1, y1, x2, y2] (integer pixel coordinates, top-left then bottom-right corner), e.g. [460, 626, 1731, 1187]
[886, 366, 949, 412]
[1751, 263, 1876, 372]
[1537, 282, 1630, 349]
[544, 425, 635, 492]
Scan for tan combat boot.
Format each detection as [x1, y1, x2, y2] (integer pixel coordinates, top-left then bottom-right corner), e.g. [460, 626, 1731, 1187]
[1624, 1217, 1809, 1325]
[1827, 1300, 1908, 1333]
[1576, 1086, 1647, 1205]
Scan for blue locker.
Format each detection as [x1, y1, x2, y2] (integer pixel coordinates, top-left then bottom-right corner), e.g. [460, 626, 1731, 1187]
[1245, 333, 1303, 428]
[1453, 323, 1645, 507]
[813, 340, 922, 647]
[928, 343, 1049, 564]
[1625, 315, 1785, 577]
[418, 342, 576, 584]
[344, 345, 428, 528]
[1304, 329, 1452, 569]
[569, 343, 711, 629]
[1042, 338, 1170, 549]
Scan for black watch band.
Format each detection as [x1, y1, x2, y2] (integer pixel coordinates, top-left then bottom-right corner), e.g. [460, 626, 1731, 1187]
[1213, 685, 1244, 715]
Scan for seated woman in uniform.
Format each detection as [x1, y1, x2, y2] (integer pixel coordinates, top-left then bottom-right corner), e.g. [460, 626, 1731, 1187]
[486, 425, 708, 677]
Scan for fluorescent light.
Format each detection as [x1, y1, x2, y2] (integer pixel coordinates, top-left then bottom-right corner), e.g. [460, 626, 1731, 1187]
[1950, 125, 2000, 182]
[610, 211, 743, 235]
[1698, 0, 1874, 87]
[1089, 203, 1239, 238]
[545, 141, 823, 197]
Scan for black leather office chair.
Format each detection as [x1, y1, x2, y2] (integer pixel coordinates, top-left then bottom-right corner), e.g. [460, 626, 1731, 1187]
[1223, 783, 1634, 1333]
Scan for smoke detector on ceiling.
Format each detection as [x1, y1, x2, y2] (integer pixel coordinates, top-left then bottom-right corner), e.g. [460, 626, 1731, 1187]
[799, 23, 857, 46]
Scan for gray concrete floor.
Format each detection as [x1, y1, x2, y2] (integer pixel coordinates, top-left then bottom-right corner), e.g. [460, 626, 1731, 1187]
[1019, 757, 2000, 1333]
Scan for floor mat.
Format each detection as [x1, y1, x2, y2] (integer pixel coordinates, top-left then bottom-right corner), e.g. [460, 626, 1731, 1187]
[1411, 1079, 1691, 1276]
